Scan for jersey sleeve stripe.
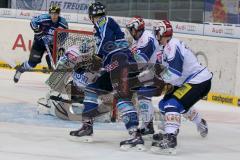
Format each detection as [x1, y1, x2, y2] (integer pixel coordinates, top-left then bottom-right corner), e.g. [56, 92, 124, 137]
[168, 46, 183, 73]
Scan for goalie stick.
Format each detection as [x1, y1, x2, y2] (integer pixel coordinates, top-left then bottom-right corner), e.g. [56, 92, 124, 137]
[49, 95, 83, 104]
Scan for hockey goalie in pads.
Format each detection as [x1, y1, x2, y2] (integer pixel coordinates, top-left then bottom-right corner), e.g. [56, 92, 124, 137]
[38, 38, 113, 121]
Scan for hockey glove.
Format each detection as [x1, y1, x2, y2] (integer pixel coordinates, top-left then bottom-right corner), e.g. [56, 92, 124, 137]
[137, 68, 155, 85]
[32, 25, 43, 36]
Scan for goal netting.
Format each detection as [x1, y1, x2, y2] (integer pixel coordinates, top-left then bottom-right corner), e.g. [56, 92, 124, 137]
[53, 28, 94, 64]
[52, 28, 118, 122]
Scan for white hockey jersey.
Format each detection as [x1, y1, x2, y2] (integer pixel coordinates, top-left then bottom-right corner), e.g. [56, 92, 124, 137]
[158, 38, 212, 86]
[73, 71, 98, 89]
[64, 45, 98, 90]
[131, 30, 161, 69]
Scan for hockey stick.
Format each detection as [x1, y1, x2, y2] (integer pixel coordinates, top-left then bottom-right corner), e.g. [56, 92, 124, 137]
[42, 36, 56, 70]
[18, 68, 73, 73]
[49, 95, 76, 104]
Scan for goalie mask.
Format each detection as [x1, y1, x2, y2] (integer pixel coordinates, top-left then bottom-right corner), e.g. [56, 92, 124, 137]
[79, 39, 95, 62]
[63, 38, 96, 71]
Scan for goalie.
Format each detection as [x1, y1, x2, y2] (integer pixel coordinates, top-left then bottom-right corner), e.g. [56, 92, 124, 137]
[38, 37, 112, 121]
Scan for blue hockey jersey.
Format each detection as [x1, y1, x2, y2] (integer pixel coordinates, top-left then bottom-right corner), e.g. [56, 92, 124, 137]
[93, 16, 131, 66]
[30, 14, 68, 41]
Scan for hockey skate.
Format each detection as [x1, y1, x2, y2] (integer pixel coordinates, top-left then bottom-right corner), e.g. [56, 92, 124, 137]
[151, 133, 177, 155]
[197, 119, 208, 138]
[13, 64, 25, 83]
[153, 129, 179, 141]
[69, 120, 93, 142]
[139, 121, 155, 136]
[120, 129, 145, 151]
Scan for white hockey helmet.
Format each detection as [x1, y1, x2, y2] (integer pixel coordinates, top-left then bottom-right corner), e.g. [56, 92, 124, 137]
[126, 16, 145, 31]
[153, 20, 173, 38]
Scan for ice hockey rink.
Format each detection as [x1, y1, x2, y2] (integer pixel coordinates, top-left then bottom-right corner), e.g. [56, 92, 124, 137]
[0, 69, 240, 160]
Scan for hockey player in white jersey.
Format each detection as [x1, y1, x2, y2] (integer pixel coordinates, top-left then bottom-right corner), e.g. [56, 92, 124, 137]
[126, 16, 162, 136]
[149, 20, 213, 154]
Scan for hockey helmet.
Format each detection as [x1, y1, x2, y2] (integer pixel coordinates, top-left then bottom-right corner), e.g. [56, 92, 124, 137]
[88, 2, 106, 18]
[153, 20, 173, 38]
[126, 16, 145, 31]
[49, 5, 61, 14]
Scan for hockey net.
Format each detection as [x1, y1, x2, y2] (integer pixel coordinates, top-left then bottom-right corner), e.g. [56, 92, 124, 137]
[52, 28, 118, 122]
[53, 28, 94, 64]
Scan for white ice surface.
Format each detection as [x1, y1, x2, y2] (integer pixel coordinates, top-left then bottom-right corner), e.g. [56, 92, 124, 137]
[0, 69, 240, 160]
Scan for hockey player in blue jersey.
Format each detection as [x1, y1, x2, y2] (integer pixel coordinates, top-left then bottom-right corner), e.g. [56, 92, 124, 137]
[69, 2, 144, 150]
[148, 20, 212, 154]
[13, 5, 68, 83]
[126, 16, 162, 136]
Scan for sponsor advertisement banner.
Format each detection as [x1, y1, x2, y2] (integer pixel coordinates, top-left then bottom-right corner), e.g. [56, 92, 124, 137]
[172, 22, 204, 35]
[0, 18, 35, 66]
[16, 10, 46, 19]
[1, 8, 240, 38]
[207, 92, 239, 106]
[11, 0, 46, 10]
[204, 23, 240, 38]
[0, 17, 240, 100]
[77, 13, 91, 24]
[0, 8, 16, 18]
[61, 12, 78, 23]
[11, 0, 94, 13]
[204, 0, 240, 24]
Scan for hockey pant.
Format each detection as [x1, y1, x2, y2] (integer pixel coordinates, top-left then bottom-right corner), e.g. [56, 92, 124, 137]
[158, 79, 212, 134]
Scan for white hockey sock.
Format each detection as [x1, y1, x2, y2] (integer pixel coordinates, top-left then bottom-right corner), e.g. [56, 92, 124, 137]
[184, 107, 202, 125]
[164, 112, 181, 134]
[137, 97, 154, 128]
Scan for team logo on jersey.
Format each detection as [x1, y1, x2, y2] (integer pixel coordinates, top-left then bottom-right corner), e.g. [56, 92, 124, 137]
[16, 0, 44, 10]
[105, 60, 119, 72]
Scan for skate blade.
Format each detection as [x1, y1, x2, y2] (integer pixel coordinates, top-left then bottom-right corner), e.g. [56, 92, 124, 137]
[151, 146, 177, 155]
[69, 135, 93, 143]
[120, 144, 145, 152]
